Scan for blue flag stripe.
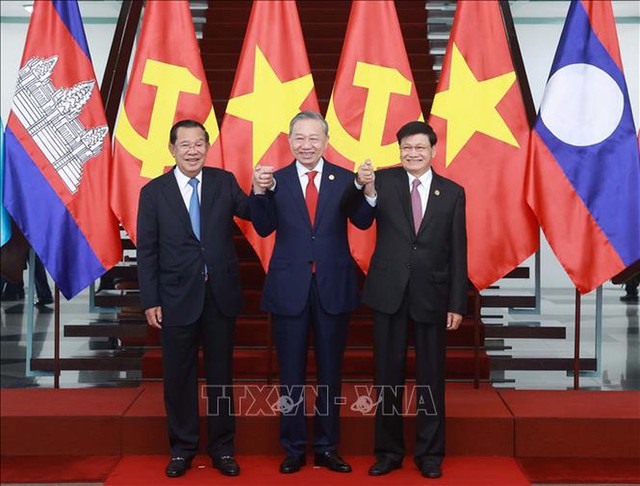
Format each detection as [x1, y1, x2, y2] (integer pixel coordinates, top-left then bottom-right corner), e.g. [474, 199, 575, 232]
[0, 118, 12, 247]
[52, 0, 91, 61]
[4, 127, 105, 299]
[535, 1, 640, 266]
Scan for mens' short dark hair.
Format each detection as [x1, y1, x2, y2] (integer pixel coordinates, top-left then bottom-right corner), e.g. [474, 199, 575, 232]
[169, 119, 210, 144]
[396, 121, 437, 147]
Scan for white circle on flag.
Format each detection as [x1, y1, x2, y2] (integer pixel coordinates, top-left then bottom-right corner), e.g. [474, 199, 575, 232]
[539, 63, 623, 146]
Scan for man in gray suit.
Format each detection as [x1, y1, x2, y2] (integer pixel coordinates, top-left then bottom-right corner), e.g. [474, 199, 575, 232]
[347, 121, 468, 479]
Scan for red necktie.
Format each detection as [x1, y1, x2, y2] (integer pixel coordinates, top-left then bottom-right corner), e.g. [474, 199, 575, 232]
[305, 170, 318, 225]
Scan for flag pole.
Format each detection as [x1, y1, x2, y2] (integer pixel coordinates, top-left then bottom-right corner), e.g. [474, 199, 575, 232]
[573, 288, 581, 390]
[54, 285, 61, 389]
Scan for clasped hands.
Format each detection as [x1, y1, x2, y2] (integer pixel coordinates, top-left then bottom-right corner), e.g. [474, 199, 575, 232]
[356, 159, 376, 198]
[252, 165, 275, 194]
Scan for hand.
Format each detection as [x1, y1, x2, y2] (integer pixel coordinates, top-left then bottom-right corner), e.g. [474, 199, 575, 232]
[253, 165, 275, 194]
[446, 312, 462, 330]
[356, 159, 375, 187]
[145, 306, 163, 329]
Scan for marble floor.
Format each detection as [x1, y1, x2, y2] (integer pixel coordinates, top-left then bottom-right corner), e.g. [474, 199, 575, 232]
[0, 284, 638, 390]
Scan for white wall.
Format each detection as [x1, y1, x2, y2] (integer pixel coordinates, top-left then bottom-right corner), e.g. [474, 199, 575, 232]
[1, 0, 638, 290]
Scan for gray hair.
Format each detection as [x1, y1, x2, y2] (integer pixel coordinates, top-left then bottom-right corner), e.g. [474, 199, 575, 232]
[288, 111, 329, 137]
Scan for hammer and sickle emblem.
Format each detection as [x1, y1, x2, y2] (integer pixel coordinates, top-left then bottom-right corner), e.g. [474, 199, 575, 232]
[325, 61, 422, 168]
[115, 59, 219, 179]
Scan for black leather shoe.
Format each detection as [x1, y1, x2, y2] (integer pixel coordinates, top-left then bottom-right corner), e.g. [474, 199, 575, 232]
[314, 451, 351, 473]
[212, 455, 240, 476]
[416, 460, 442, 479]
[368, 457, 402, 476]
[621, 294, 639, 303]
[280, 455, 306, 474]
[165, 457, 191, 478]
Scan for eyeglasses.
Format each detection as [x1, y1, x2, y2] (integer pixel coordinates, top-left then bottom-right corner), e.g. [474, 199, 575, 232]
[400, 145, 430, 153]
[175, 141, 208, 152]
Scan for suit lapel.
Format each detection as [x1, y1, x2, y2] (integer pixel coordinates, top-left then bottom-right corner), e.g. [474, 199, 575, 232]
[201, 167, 221, 230]
[314, 161, 338, 228]
[281, 162, 311, 226]
[417, 171, 444, 237]
[160, 169, 195, 238]
[392, 168, 415, 235]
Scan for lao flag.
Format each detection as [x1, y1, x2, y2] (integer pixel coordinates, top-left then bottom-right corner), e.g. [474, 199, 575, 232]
[3, 0, 122, 299]
[527, 0, 640, 294]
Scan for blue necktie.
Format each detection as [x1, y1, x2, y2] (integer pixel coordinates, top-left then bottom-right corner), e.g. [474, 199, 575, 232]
[188, 178, 200, 239]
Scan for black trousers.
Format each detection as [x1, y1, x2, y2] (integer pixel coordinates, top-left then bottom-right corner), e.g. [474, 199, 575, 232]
[373, 293, 446, 465]
[161, 285, 235, 459]
[272, 276, 349, 458]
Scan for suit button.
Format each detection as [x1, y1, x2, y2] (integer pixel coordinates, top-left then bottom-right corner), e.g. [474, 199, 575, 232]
[412, 245, 417, 250]
[406, 263, 411, 269]
[311, 236, 316, 240]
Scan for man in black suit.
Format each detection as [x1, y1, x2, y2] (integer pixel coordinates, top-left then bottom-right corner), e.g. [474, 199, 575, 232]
[250, 111, 371, 474]
[348, 121, 467, 479]
[137, 119, 250, 478]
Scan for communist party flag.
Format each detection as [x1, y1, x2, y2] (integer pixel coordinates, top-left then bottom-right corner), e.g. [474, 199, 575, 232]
[526, 0, 640, 293]
[429, 0, 539, 290]
[221, 0, 318, 269]
[111, 0, 221, 244]
[324, 0, 423, 272]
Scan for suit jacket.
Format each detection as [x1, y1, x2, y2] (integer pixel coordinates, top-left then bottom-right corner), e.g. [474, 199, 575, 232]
[249, 160, 371, 316]
[137, 167, 251, 326]
[351, 167, 467, 323]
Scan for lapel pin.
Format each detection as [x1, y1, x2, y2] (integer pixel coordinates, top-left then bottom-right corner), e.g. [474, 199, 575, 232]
[328, 174, 335, 181]
[434, 189, 441, 196]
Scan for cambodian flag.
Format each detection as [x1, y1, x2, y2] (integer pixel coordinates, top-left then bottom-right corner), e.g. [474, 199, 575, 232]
[3, 0, 121, 299]
[527, 0, 640, 294]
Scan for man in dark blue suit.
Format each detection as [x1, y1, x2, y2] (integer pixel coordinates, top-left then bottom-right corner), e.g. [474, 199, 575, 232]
[250, 111, 370, 474]
[137, 120, 249, 478]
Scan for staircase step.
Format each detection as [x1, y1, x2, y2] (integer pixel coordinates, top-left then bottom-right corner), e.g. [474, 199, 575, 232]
[142, 316, 484, 347]
[141, 348, 490, 380]
[200, 36, 434, 55]
[201, 52, 433, 71]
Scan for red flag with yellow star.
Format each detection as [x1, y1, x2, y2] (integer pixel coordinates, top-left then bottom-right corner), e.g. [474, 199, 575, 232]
[324, 0, 423, 272]
[220, 0, 318, 269]
[429, 0, 538, 290]
[111, 0, 221, 244]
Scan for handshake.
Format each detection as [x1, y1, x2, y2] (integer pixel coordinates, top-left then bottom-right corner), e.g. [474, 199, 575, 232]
[252, 160, 376, 197]
[356, 159, 376, 198]
[252, 165, 275, 194]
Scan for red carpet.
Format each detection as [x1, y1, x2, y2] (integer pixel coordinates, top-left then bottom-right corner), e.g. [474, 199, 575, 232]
[517, 457, 640, 484]
[0, 455, 120, 484]
[0, 387, 144, 455]
[498, 390, 640, 458]
[120, 382, 512, 456]
[103, 455, 531, 485]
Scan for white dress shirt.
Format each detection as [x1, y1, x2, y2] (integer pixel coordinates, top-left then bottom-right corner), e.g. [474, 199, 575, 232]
[363, 168, 433, 215]
[174, 167, 202, 211]
[408, 168, 433, 216]
[296, 158, 324, 194]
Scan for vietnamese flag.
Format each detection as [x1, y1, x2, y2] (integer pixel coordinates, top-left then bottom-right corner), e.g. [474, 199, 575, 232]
[429, 0, 539, 290]
[324, 0, 423, 272]
[111, 0, 221, 244]
[220, 0, 318, 269]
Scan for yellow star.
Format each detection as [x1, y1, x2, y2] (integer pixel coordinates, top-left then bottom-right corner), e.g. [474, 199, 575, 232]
[225, 45, 314, 165]
[431, 43, 519, 166]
